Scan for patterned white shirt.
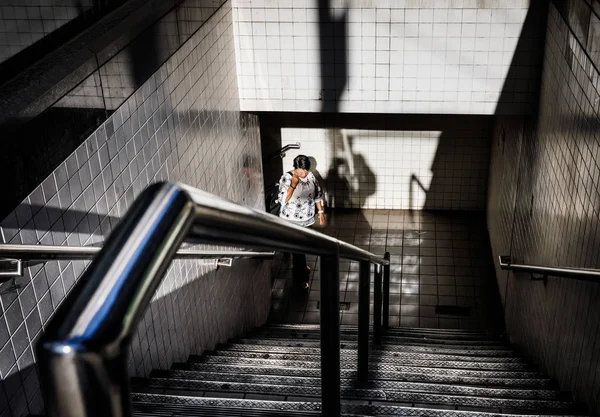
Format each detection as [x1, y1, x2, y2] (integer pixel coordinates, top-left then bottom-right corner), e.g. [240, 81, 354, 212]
[278, 171, 324, 227]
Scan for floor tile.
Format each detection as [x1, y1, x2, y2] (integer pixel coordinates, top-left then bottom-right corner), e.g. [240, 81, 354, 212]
[268, 209, 504, 331]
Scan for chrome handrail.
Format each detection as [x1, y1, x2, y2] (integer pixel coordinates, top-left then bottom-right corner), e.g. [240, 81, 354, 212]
[499, 255, 600, 281]
[268, 142, 300, 160]
[37, 181, 389, 417]
[0, 243, 274, 261]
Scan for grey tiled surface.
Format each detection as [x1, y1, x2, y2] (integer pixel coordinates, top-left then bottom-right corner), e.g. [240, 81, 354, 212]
[487, 3, 600, 414]
[0, 3, 271, 416]
[270, 209, 503, 331]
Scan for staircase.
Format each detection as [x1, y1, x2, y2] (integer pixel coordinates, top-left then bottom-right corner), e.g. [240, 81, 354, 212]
[131, 324, 582, 416]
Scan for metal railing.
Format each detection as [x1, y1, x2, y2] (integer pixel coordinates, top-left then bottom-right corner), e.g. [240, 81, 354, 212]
[268, 142, 301, 160]
[0, 243, 274, 279]
[0, 244, 275, 261]
[499, 255, 600, 282]
[37, 181, 389, 417]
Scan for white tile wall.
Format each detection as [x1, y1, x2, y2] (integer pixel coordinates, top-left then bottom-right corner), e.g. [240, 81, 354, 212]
[279, 126, 490, 210]
[487, 3, 600, 414]
[0, 3, 270, 416]
[232, 0, 539, 114]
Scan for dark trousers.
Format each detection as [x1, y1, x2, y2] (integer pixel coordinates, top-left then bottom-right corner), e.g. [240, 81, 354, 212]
[292, 252, 309, 283]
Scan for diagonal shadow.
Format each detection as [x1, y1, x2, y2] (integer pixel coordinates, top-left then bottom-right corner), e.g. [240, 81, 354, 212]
[3, 203, 120, 247]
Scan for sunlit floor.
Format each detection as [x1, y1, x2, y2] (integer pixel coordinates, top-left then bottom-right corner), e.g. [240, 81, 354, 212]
[269, 209, 504, 331]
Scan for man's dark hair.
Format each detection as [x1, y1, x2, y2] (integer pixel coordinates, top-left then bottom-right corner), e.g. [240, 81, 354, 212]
[293, 155, 311, 170]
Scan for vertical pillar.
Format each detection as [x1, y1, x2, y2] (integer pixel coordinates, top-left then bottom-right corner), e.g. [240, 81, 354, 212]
[383, 252, 391, 329]
[374, 264, 382, 344]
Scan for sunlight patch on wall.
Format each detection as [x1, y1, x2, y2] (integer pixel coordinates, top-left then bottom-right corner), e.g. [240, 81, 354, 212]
[280, 127, 489, 210]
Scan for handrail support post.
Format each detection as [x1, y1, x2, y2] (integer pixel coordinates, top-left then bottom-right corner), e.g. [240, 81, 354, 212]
[382, 252, 390, 329]
[373, 264, 382, 345]
[320, 253, 341, 416]
[358, 260, 370, 384]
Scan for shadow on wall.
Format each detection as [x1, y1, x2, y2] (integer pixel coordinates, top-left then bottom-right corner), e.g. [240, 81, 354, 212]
[261, 0, 547, 216]
[483, 0, 548, 317]
[259, 113, 494, 212]
[307, 156, 326, 192]
[0, 363, 44, 416]
[324, 133, 376, 209]
[495, 0, 549, 116]
[3, 204, 121, 248]
[0, 0, 218, 223]
[318, 0, 347, 114]
[421, 0, 547, 212]
[0, 0, 124, 82]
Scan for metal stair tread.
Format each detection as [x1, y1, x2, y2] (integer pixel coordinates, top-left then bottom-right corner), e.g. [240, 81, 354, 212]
[256, 325, 503, 339]
[266, 324, 490, 332]
[133, 399, 322, 416]
[138, 377, 574, 410]
[191, 353, 532, 371]
[131, 393, 578, 415]
[216, 344, 525, 363]
[251, 332, 510, 350]
[151, 369, 562, 399]
[234, 337, 514, 352]
[132, 322, 578, 416]
[264, 324, 500, 338]
[132, 388, 573, 411]
[250, 332, 511, 347]
[172, 363, 554, 387]
[230, 339, 515, 357]
[182, 361, 545, 379]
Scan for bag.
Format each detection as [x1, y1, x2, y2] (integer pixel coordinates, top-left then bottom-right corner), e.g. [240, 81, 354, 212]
[266, 183, 281, 215]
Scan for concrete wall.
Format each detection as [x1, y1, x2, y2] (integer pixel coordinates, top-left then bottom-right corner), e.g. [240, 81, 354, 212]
[0, 3, 271, 415]
[487, 2, 600, 413]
